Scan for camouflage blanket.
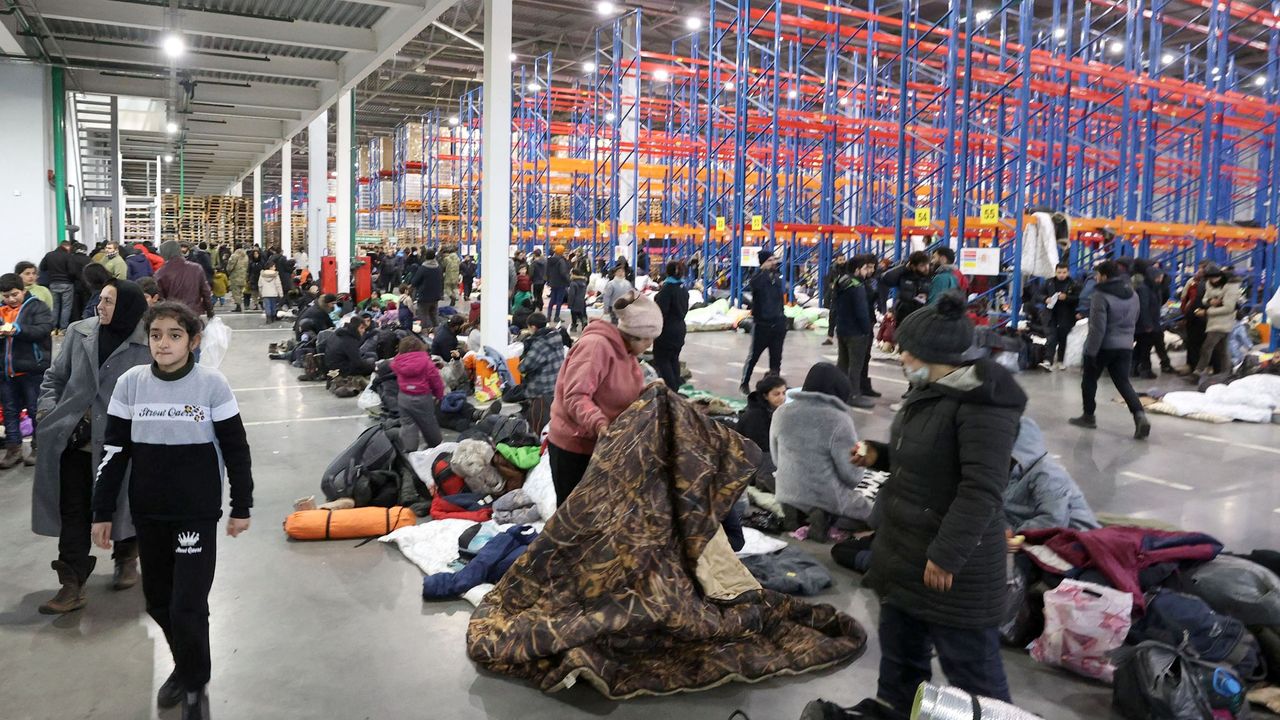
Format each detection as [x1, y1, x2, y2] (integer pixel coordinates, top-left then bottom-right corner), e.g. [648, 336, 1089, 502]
[466, 384, 867, 699]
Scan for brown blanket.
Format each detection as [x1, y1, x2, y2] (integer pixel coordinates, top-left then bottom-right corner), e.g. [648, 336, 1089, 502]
[467, 384, 867, 699]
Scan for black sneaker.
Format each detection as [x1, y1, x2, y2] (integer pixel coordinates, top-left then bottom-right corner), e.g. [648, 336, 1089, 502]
[862, 388, 882, 398]
[1068, 415, 1097, 429]
[157, 671, 183, 708]
[181, 689, 209, 720]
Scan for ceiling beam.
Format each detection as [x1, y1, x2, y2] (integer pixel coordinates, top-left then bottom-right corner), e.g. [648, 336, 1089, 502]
[37, 0, 378, 53]
[75, 70, 320, 111]
[186, 103, 304, 122]
[52, 39, 339, 82]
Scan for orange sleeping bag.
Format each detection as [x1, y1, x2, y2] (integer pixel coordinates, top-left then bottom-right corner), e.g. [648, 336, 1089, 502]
[283, 506, 416, 541]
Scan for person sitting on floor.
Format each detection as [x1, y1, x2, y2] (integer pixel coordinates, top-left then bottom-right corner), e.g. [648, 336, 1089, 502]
[325, 315, 376, 377]
[296, 293, 336, 341]
[770, 362, 871, 542]
[1005, 416, 1100, 533]
[431, 314, 465, 360]
[735, 374, 787, 491]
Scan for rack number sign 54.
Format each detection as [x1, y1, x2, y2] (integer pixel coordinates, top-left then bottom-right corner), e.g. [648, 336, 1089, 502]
[914, 208, 931, 227]
[980, 204, 1000, 226]
[716, 216, 727, 232]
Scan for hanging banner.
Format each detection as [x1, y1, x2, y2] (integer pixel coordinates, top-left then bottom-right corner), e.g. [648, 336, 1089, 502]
[980, 203, 1000, 226]
[959, 246, 1000, 276]
[740, 245, 762, 267]
[715, 216, 727, 232]
[751, 215, 763, 231]
[914, 208, 932, 227]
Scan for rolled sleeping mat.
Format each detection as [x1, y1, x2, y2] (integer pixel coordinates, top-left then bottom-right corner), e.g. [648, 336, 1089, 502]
[912, 682, 1044, 720]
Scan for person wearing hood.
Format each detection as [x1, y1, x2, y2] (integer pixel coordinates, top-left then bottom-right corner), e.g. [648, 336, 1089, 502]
[411, 248, 444, 328]
[927, 246, 965, 303]
[32, 279, 151, 613]
[0, 272, 53, 468]
[850, 290, 1026, 718]
[1005, 417, 1100, 533]
[390, 336, 446, 452]
[832, 256, 876, 409]
[739, 249, 787, 394]
[155, 240, 214, 320]
[653, 261, 690, 391]
[326, 315, 377, 377]
[735, 374, 787, 491]
[1190, 265, 1240, 383]
[1070, 261, 1149, 439]
[295, 293, 336, 340]
[519, 312, 568, 431]
[547, 244, 572, 322]
[133, 243, 165, 273]
[124, 243, 154, 282]
[257, 262, 284, 323]
[771, 363, 872, 542]
[547, 292, 662, 504]
[1130, 262, 1162, 380]
[226, 247, 248, 312]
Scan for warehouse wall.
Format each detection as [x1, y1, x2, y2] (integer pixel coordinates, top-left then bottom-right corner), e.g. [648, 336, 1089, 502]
[0, 62, 54, 274]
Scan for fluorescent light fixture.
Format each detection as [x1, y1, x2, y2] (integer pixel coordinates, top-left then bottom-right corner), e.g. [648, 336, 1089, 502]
[527, 82, 541, 91]
[448, 116, 460, 126]
[838, 96, 849, 106]
[166, 121, 179, 134]
[415, 66, 425, 74]
[162, 33, 185, 59]
[1053, 27, 1066, 39]
[787, 89, 798, 99]
[163, 154, 173, 163]
[1161, 53, 1175, 65]
[509, 53, 517, 62]
[604, 111, 616, 122]
[1109, 40, 1124, 55]
[164, 187, 171, 193]
[653, 68, 670, 82]
[1255, 75, 1268, 87]
[975, 9, 993, 22]
[596, 1, 616, 15]
[724, 80, 735, 91]
[583, 61, 596, 73]
[685, 16, 703, 30]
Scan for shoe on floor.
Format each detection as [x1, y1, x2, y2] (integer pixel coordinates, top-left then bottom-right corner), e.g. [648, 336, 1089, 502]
[38, 560, 88, 615]
[808, 509, 829, 543]
[821, 338, 833, 346]
[0, 445, 24, 469]
[862, 388, 882, 398]
[1068, 414, 1097, 429]
[1039, 361, 1054, 371]
[181, 689, 209, 720]
[157, 671, 183, 709]
[850, 396, 875, 409]
[888, 402, 903, 412]
[112, 557, 140, 591]
[1057, 362, 1067, 371]
[1134, 412, 1151, 440]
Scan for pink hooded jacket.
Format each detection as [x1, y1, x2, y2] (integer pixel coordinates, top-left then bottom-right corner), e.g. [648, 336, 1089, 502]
[547, 320, 644, 455]
[390, 350, 445, 401]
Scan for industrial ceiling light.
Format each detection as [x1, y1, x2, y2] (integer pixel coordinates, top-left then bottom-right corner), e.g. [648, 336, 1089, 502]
[163, 154, 173, 163]
[1161, 53, 1175, 65]
[596, 1, 616, 15]
[1053, 27, 1066, 39]
[166, 121, 179, 134]
[653, 68, 670, 82]
[583, 61, 596, 73]
[604, 111, 616, 122]
[1255, 75, 1268, 87]
[448, 115, 460, 126]
[787, 89, 798, 99]
[162, 33, 185, 59]
[685, 16, 703, 30]
[1109, 40, 1124, 55]
[509, 53, 517, 62]
[975, 9, 993, 22]
[527, 82, 541, 91]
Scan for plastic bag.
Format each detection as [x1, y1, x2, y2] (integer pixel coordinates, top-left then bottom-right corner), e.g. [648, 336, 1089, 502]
[1062, 318, 1089, 368]
[1030, 578, 1133, 682]
[199, 316, 232, 368]
[356, 374, 381, 411]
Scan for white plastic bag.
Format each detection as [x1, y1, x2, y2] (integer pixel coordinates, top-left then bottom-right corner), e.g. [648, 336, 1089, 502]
[199, 316, 231, 368]
[356, 374, 381, 411]
[1030, 578, 1133, 683]
[1063, 319, 1089, 368]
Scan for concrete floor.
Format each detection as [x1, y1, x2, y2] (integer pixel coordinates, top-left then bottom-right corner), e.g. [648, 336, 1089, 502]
[1, 309, 1276, 720]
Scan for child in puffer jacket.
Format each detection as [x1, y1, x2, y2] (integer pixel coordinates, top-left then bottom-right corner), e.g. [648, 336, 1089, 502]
[389, 336, 445, 451]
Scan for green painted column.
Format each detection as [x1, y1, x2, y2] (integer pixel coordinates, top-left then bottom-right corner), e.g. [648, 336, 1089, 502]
[51, 67, 67, 243]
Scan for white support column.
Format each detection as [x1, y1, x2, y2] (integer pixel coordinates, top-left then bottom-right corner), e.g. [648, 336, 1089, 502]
[307, 110, 328, 270]
[281, 137, 292, 258]
[336, 90, 353, 293]
[154, 155, 163, 245]
[252, 165, 262, 248]
[480, 0, 513, 349]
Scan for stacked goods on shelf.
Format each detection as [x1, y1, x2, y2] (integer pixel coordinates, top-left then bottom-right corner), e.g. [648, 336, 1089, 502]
[263, 221, 281, 248]
[358, 147, 369, 179]
[377, 137, 393, 173]
[123, 200, 155, 245]
[406, 123, 424, 163]
[290, 211, 306, 254]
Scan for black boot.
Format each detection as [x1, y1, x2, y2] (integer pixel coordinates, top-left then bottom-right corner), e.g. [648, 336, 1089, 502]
[157, 671, 183, 709]
[1068, 414, 1097, 429]
[1134, 411, 1151, 440]
[181, 689, 209, 720]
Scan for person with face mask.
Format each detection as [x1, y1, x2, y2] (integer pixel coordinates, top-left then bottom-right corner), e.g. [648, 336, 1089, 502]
[849, 290, 1027, 719]
[1189, 266, 1239, 383]
[546, 292, 662, 505]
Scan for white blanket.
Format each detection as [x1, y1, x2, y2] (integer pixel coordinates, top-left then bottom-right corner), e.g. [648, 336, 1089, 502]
[736, 528, 788, 557]
[379, 518, 478, 575]
[523, 453, 558, 524]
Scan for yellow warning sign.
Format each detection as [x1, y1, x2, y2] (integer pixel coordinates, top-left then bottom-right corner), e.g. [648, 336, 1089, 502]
[751, 215, 763, 231]
[715, 216, 727, 232]
[980, 203, 1000, 225]
[619, 223, 630, 235]
[914, 208, 932, 227]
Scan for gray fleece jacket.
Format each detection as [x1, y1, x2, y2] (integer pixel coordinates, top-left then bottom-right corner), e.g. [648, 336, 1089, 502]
[1004, 417, 1099, 533]
[769, 390, 871, 521]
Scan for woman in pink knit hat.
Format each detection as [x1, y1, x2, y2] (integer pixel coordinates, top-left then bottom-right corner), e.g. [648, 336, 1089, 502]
[547, 291, 662, 504]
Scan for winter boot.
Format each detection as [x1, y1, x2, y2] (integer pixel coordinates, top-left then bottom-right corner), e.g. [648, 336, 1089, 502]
[112, 545, 140, 591]
[181, 688, 209, 720]
[808, 509, 830, 543]
[157, 671, 184, 709]
[782, 504, 803, 533]
[38, 559, 92, 615]
[1068, 414, 1097, 429]
[1133, 411, 1151, 440]
[0, 445, 23, 469]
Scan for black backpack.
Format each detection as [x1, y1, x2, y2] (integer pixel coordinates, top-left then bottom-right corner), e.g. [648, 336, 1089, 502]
[1112, 641, 1250, 720]
[462, 413, 536, 447]
[1130, 589, 1265, 683]
[321, 425, 398, 501]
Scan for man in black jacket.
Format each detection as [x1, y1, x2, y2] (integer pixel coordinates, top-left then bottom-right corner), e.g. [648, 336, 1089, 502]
[529, 248, 547, 311]
[0, 273, 53, 468]
[739, 250, 787, 395]
[38, 241, 80, 332]
[652, 261, 690, 390]
[831, 257, 875, 408]
[1070, 261, 1149, 439]
[411, 249, 444, 328]
[460, 256, 477, 300]
[1038, 263, 1081, 370]
[821, 257, 847, 346]
[325, 316, 376, 377]
[546, 245, 571, 323]
[880, 251, 932, 328]
[851, 291, 1026, 718]
[295, 294, 336, 340]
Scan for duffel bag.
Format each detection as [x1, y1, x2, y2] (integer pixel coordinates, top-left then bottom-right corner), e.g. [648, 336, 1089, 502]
[1130, 589, 1264, 683]
[1112, 640, 1250, 720]
[284, 506, 416, 541]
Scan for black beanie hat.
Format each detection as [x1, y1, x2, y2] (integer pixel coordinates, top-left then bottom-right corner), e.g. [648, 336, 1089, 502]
[758, 249, 774, 265]
[801, 362, 853, 404]
[895, 290, 974, 364]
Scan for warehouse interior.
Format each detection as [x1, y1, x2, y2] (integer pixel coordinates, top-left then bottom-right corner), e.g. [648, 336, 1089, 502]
[1, 0, 1279, 719]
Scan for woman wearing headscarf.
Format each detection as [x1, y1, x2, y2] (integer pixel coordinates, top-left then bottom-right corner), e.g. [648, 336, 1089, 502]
[32, 279, 152, 614]
[246, 248, 264, 311]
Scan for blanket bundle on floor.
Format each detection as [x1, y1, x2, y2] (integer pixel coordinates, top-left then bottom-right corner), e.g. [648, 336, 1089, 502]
[466, 384, 867, 699]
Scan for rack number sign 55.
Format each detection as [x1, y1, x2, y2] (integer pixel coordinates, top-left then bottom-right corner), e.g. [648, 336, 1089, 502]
[751, 215, 763, 231]
[914, 208, 931, 227]
[980, 204, 1000, 225]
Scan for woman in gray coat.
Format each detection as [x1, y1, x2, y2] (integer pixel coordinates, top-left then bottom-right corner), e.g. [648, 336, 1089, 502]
[32, 279, 151, 614]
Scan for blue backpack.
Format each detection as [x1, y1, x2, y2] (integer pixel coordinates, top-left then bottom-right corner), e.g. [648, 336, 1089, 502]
[1130, 589, 1265, 683]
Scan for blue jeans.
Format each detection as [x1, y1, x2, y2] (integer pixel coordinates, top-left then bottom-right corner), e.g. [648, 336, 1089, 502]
[547, 286, 568, 321]
[0, 373, 42, 447]
[49, 281, 75, 330]
[876, 603, 1010, 716]
[263, 297, 279, 321]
